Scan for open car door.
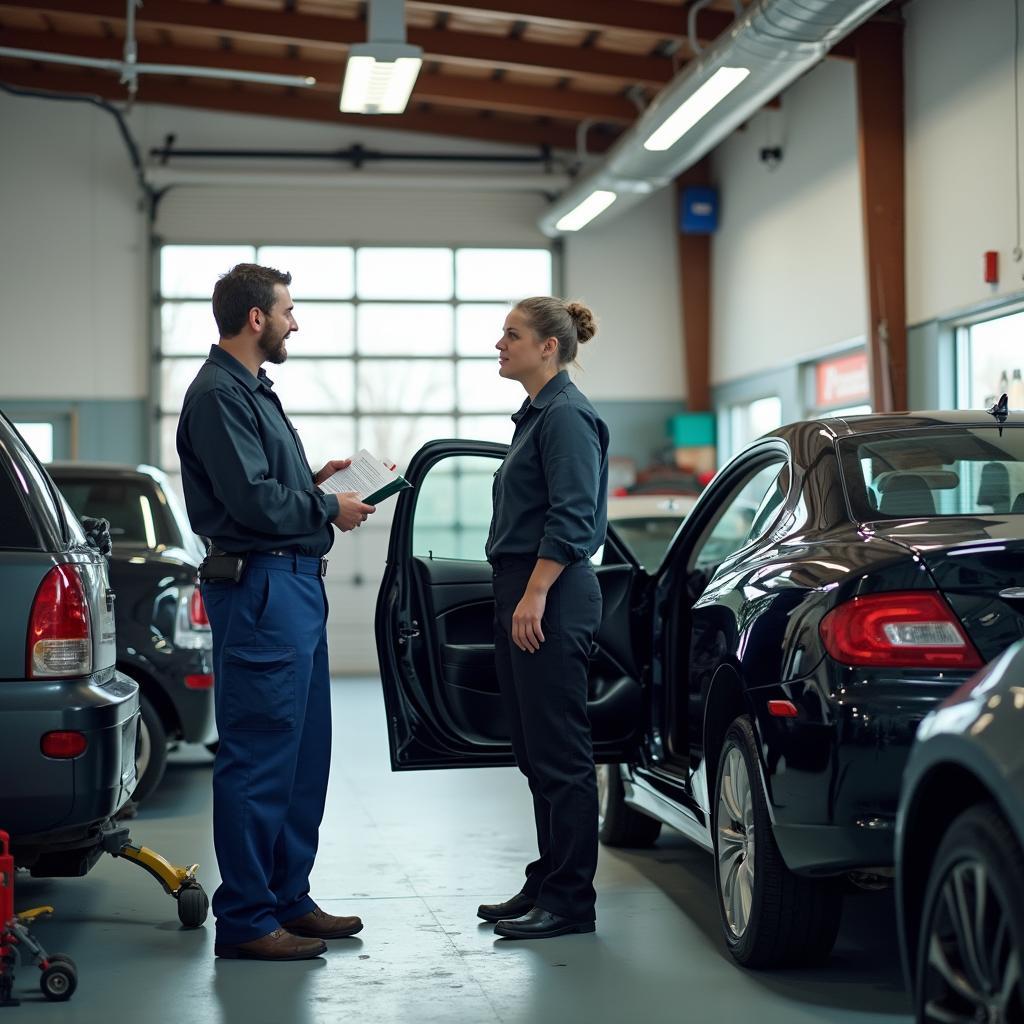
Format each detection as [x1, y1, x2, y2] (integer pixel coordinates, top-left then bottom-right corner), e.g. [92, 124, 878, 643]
[376, 440, 647, 770]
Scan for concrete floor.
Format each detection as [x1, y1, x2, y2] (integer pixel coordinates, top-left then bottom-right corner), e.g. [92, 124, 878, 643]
[9, 679, 912, 1024]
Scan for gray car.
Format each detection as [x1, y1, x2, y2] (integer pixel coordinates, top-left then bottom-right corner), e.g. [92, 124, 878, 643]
[0, 411, 140, 874]
[897, 638, 1024, 1023]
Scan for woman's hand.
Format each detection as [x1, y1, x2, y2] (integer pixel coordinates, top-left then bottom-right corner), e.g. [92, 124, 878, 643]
[512, 589, 547, 653]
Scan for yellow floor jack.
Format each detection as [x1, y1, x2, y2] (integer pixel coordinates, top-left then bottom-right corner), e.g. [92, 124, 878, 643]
[0, 825, 209, 1008]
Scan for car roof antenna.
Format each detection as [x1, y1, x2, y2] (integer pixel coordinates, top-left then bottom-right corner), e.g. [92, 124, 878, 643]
[989, 392, 1009, 434]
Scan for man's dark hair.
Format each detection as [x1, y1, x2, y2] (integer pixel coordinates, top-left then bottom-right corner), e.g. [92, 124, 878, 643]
[212, 263, 292, 338]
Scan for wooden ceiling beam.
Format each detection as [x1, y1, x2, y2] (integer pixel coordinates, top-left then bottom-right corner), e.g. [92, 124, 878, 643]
[0, 63, 619, 151]
[2, 0, 676, 86]
[0, 29, 639, 120]
[407, 0, 733, 39]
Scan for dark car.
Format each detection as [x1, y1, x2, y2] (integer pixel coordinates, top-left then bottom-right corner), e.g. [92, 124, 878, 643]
[47, 464, 215, 802]
[0, 413, 139, 873]
[897, 639, 1024, 1024]
[375, 414, 1024, 968]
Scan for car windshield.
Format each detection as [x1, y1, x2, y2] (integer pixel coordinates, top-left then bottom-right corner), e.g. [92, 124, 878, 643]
[57, 477, 181, 550]
[839, 426, 1024, 519]
[610, 515, 686, 570]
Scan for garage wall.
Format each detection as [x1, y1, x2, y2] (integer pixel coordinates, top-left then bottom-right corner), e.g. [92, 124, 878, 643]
[709, 58, 866, 391]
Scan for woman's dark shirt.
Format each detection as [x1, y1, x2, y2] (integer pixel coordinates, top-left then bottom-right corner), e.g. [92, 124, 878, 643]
[485, 369, 609, 565]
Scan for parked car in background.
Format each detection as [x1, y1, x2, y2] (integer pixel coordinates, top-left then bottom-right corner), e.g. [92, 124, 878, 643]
[48, 464, 214, 802]
[376, 413, 1024, 969]
[603, 494, 697, 572]
[0, 413, 139, 874]
[897, 639, 1024, 1024]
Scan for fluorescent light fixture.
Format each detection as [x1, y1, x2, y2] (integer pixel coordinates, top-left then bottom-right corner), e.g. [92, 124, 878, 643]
[644, 66, 750, 152]
[555, 190, 618, 232]
[340, 42, 423, 114]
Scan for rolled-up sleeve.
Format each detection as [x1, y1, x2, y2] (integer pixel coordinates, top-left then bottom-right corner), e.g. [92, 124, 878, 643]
[186, 389, 339, 536]
[537, 400, 601, 564]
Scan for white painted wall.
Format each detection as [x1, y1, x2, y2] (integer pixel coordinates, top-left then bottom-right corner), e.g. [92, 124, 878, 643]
[709, 59, 867, 386]
[1, 91, 149, 399]
[904, 0, 1020, 323]
[564, 187, 685, 400]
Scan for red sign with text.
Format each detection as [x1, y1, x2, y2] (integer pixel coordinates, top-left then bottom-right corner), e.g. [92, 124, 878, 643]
[816, 351, 869, 408]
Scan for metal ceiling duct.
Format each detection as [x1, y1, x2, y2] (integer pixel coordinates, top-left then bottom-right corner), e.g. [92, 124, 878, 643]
[538, 0, 893, 236]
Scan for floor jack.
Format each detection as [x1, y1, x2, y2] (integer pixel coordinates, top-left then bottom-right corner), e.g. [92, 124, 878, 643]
[0, 825, 210, 1007]
[1, 830, 77, 1006]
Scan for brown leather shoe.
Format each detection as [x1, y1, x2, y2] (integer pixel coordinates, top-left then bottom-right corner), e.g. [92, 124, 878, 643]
[214, 928, 326, 961]
[282, 906, 364, 939]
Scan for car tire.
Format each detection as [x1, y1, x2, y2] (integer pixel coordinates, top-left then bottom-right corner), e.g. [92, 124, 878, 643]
[597, 763, 662, 847]
[713, 716, 843, 968]
[133, 693, 168, 804]
[915, 804, 1024, 1024]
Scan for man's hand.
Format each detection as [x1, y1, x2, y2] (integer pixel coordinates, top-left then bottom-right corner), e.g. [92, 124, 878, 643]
[333, 492, 375, 532]
[314, 458, 351, 487]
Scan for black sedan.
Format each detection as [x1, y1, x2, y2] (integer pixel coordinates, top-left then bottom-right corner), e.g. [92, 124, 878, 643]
[376, 412, 1024, 968]
[897, 639, 1024, 1024]
[48, 463, 215, 802]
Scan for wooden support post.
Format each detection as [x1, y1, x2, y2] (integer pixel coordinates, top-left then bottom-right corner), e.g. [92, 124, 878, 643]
[676, 160, 712, 413]
[855, 20, 906, 412]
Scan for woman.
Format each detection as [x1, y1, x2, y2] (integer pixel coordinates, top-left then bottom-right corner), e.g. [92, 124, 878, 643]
[477, 296, 610, 940]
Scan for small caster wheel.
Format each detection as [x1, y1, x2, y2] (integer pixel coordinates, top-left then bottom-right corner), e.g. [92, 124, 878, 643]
[40, 961, 77, 1002]
[47, 954, 76, 968]
[177, 883, 209, 928]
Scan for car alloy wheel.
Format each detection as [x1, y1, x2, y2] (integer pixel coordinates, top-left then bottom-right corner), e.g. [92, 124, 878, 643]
[717, 745, 756, 938]
[918, 806, 1024, 1024]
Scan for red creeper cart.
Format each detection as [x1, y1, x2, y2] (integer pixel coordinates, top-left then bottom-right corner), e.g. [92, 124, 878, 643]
[0, 830, 77, 1007]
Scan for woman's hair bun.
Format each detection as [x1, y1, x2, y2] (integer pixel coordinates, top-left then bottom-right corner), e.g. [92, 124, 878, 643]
[565, 301, 597, 344]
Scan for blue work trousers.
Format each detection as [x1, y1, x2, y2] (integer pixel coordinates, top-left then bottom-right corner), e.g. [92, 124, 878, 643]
[201, 553, 331, 945]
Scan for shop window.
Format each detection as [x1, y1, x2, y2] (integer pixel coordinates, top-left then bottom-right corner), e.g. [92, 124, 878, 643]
[957, 308, 1024, 410]
[13, 422, 54, 463]
[724, 397, 782, 460]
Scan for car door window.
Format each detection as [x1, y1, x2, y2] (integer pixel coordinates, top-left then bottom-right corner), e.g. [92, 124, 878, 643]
[412, 453, 502, 561]
[691, 459, 788, 571]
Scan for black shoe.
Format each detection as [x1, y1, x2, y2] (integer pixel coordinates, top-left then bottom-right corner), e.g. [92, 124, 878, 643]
[477, 891, 534, 923]
[494, 907, 595, 939]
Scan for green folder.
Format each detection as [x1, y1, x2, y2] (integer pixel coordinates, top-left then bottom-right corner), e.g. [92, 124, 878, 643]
[364, 475, 413, 505]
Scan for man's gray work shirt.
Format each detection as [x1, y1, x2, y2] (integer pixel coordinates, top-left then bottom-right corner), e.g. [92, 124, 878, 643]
[485, 369, 609, 565]
[176, 345, 340, 557]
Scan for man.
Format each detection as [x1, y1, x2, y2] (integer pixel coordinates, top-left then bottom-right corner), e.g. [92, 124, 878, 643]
[176, 263, 374, 962]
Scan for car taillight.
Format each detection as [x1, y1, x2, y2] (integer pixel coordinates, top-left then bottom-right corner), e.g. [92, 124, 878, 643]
[174, 584, 212, 650]
[40, 731, 88, 758]
[189, 588, 209, 628]
[27, 565, 93, 678]
[819, 591, 983, 670]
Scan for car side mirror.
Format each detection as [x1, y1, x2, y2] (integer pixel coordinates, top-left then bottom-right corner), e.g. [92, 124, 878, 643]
[81, 515, 113, 558]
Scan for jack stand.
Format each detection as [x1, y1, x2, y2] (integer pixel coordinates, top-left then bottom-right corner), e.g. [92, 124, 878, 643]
[1, 831, 78, 1006]
[100, 825, 209, 928]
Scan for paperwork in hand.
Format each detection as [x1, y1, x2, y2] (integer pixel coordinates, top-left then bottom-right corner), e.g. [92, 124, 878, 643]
[318, 449, 412, 506]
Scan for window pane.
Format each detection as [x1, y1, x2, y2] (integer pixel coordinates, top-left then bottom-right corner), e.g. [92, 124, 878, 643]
[412, 454, 500, 560]
[160, 416, 181, 475]
[291, 303, 355, 356]
[455, 249, 552, 301]
[456, 415, 514, 445]
[160, 358, 207, 412]
[358, 360, 454, 413]
[271, 360, 354, 412]
[456, 304, 507, 357]
[289, 416, 356, 472]
[359, 416, 454, 471]
[356, 248, 453, 300]
[14, 423, 54, 463]
[256, 246, 354, 299]
[456, 360, 526, 413]
[960, 310, 1024, 409]
[162, 302, 217, 356]
[161, 245, 255, 298]
[357, 304, 453, 355]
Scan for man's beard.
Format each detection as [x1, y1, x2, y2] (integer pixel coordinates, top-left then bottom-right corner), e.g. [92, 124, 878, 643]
[258, 325, 288, 364]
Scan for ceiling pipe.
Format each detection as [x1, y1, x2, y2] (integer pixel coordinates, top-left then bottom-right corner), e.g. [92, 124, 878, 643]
[539, 0, 892, 237]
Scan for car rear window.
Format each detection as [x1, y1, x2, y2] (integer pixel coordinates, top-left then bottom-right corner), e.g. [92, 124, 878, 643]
[57, 477, 179, 549]
[839, 426, 1024, 519]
